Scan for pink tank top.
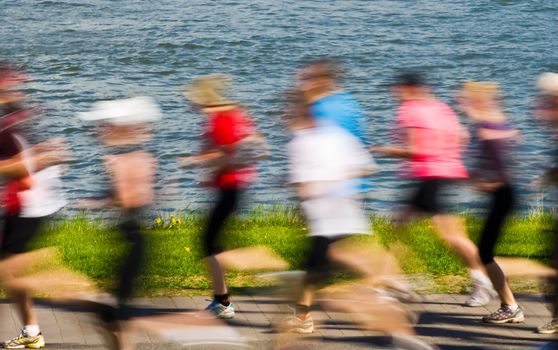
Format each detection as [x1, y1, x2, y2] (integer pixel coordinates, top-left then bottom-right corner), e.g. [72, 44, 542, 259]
[397, 99, 468, 179]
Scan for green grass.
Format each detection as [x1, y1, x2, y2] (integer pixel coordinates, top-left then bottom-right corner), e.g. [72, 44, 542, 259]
[24, 209, 555, 296]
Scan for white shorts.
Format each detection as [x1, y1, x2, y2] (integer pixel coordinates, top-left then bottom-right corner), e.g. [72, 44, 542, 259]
[301, 196, 370, 237]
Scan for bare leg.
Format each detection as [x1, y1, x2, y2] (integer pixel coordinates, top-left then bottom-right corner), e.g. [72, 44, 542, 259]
[0, 258, 37, 326]
[485, 262, 516, 305]
[432, 214, 485, 272]
[298, 287, 314, 309]
[206, 256, 227, 295]
[328, 239, 402, 282]
[11, 288, 37, 326]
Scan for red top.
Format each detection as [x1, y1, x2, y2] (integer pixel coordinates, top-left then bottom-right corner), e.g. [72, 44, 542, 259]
[206, 107, 256, 189]
[4, 177, 32, 215]
[0, 126, 32, 215]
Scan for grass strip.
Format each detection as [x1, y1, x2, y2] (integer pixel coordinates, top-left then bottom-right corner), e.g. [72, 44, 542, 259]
[19, 209, 555, 296]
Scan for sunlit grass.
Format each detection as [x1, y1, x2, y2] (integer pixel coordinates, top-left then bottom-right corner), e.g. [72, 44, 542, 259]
[27, 209, 554, 295]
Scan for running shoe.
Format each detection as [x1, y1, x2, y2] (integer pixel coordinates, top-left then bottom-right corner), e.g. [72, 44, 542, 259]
[206, 300, 235, 319]
[3, 330, 45, 349]
[464, 284, 496, 307]
[482, 304, 524, 324]
[277, 314, 314, 334]
[538, 319, 558, 334]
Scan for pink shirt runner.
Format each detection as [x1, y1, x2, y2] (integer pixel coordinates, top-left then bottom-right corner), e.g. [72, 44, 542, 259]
[397, 99, 468, 179]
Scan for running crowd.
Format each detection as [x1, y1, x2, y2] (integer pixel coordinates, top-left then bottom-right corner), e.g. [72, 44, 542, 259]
[1, 60, 558, 349]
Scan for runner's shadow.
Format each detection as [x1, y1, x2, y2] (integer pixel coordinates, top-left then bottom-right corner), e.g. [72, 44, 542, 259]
[418, 311, 547, 332]
[34, 299, 194, 317]
[320, 335, 398, 348]
[415, 311, 550, 349]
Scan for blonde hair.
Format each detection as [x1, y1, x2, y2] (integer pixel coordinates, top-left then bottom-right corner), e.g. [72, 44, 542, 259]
[184, 74, 235, 107]
[461, 81, 501, 101]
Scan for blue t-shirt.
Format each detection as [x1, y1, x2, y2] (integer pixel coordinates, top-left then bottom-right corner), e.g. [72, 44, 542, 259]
[309, 91, 367, 144]
[310, 91, 370, 192]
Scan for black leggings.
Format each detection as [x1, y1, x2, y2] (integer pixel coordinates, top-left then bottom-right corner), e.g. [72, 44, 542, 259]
[203, 189, 241, 257]
[478, 184, 515, 265]
[115, 209, 146, 320]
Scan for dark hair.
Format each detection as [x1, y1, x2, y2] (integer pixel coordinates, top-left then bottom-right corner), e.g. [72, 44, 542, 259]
[282, 88, 310, 121]
[300, 58, 345, 82]
[393, 71, 426, 87]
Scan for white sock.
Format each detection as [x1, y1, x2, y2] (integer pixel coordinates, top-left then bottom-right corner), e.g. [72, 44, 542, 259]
[470, 269, 492, 288]
[23, 325, 40, 337]
[507, 304, 519, 311]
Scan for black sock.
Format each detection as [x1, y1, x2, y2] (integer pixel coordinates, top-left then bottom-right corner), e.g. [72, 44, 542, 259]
[215, 293, 230, 306]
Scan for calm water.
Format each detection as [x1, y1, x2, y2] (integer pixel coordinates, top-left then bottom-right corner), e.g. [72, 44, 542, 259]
[1, 0, 557, 214]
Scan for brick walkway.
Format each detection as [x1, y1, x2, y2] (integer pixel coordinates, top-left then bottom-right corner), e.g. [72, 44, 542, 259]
[0, 294, 555, 349]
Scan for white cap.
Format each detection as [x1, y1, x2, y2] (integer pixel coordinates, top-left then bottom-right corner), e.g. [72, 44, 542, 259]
[537, 72, 558, 96]
[78, 96, 162, 125]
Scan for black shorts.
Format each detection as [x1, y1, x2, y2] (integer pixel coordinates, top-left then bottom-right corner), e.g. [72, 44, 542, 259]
[304, 235, 348, 286]
[408, 179, 453, 215]
[0, 215, 44, 255]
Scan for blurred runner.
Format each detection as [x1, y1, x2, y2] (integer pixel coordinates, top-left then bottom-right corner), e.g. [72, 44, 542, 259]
[533, 72, 558, 335]
[297, 58, 369, 198]
[458, 81, 524, 323]
[0, 64, 68, 349]
[181, 74, 265, 319]
[79, 96, 159, 347]
[372, 72, 496, 307]
[297, 58, 367, 144]
[278, 89, 377, 334]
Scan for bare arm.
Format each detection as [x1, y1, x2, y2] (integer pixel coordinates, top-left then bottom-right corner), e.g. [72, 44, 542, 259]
[0, 154, 29, 177]
[179, 149, 226, 167]
[29, 137, 71, 171]
[294, 182, 313, 201]
[370, 128, 417, 159]
[0, 137, 69, 179]
[370, 145, 410, 158]
[477, 128, 518, 141]
[350, 163, 377, 178]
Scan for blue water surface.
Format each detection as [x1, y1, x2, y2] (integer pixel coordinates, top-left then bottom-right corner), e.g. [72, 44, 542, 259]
[1, 0, 557, 214]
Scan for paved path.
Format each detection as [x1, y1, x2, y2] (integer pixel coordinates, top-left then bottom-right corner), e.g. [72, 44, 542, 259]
[0, 294, 555, 349]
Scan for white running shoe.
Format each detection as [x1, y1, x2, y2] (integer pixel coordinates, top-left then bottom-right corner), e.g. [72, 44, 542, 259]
[277, 314, 314, 334]
[464, 284, 497, 307]
[482, 304, 525, 324]
[206, 300, 235, 319]
[3, 330, 45, 349]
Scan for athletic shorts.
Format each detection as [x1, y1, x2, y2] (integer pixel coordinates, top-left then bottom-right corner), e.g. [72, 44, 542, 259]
[304, 235, 349, 286]
[301, 196, 370, 237]
[408, 179, 454, 215]
[0, 215, 44, 255]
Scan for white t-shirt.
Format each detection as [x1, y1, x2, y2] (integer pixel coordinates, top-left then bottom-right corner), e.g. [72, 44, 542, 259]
[18, 165, 67, 218]
[13, 134, 67, 218]
[288, 126, 375, 237]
